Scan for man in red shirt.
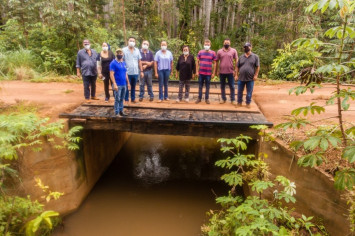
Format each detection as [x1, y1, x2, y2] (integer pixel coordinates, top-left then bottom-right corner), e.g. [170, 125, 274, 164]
[215, 39, 238, 104]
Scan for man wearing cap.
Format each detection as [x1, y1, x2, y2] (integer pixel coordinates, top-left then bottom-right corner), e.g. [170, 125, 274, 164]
[110, 48, 130, 116]
[76, 39, 99, 101]
[235, 42, 260, 108]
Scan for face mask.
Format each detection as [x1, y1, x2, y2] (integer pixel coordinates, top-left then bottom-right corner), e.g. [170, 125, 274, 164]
[183, 51, 189, 56]
[128, 41, 135, 47]
[161, 46, 167, 51]
[244, 47, 251, 53]
[117, 55, 123, 59]
[223, 44, 230, 49]
[142, 44, 149, 50]
[84, 44, 90, 50]
[102, 46, 108, 51]
[204, 45, 210, 51]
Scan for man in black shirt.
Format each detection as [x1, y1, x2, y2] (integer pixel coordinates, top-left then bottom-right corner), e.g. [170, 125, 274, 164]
[139, 40, 155, 102]
[235, 42, 260, 108]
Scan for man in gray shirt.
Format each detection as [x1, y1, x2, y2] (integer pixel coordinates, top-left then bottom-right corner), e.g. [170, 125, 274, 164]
[76, 39, 99, 101]
[235, 42, 260, 108]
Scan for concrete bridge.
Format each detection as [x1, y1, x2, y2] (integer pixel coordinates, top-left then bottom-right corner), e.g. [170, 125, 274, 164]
[59, 81, 272, 138]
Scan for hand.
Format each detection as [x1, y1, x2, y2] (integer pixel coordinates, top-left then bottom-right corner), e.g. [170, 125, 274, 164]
[77, 72, 81, 78]
[234, 75, 238, 81]
[142, 65, 147, 70]
[113, 84, 118, 91]
[155, 73, 159, 79]
[98, 74, 103, 79]
[140, 72, 144, 78]
[211, 73, 215, 79]
[253, 76, 258, 81]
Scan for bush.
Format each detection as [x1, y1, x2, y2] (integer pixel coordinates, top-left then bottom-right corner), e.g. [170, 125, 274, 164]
[268, 44, 319, 81]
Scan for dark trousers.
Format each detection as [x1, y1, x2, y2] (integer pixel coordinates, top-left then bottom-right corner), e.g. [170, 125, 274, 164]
[219, 73, 235, 101]
[178, 80, 190, 100]
[237, 80, 254, 104]
[102, 71, 113, 100]
[82, 75, 97, 99]
[198, 74, 211, 100]
[125, 74, 138, 101]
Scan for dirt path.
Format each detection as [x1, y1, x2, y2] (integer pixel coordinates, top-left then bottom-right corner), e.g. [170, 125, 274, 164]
[1, 80, 354, 124]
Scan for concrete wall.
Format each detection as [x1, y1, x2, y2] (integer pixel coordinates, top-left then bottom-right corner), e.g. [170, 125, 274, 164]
[260, 141, 350, 236]
[20, 129, 130, 215]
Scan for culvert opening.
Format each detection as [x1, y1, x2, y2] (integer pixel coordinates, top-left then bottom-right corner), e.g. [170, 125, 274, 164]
[56, 132, 258, 236]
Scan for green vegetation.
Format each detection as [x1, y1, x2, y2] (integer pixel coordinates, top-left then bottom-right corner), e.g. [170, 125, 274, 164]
[0, 107, 82, 235]
[202, 127, 327, 235]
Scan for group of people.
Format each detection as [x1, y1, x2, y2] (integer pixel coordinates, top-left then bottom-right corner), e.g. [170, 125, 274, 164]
[76, 37, 260, 116]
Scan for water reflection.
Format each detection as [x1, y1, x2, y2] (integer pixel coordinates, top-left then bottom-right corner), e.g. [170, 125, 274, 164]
[54, 133, 239, 236]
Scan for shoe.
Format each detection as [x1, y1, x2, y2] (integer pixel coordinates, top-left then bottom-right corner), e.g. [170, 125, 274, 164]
[149, 97, 154, 102]
[139, 98, 143, 102]
[246, 104, 251, 108]
[158, 100, 163, 103]
[219, 100, 226, 104]
[132, 100, 139, 104]
[195, 99, 201, 104]
[231, 101, 237, 105]
[206, 99, 210, 104]
[105, 98, 109, 103]
[185, 98, 189, 102]
[176, 99, 181, 103]
[236, 103, 242, 107]
[164, 98, 170, 101]
[115, 113, 122, 117]
[91, 97, 99, 100]
[85, 99, 91, 103]
[120, 111, 128, 116]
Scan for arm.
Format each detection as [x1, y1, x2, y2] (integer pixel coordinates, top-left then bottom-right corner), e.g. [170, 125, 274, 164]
[211, 61, 216, 78]
[192, 57, 196, 79]
[110, 71, 118, 91]
[126, 73, 130, 89]
[234, 51, 239, 76]
[254, 67, 260, 81]
[215, 61, 219, 76]
[195, 58, 199, 76]
[154, 61, 158, 78]
[76, 53, 81, 77]
[97, 60, 102, 79]
[139, 59, 144, 78]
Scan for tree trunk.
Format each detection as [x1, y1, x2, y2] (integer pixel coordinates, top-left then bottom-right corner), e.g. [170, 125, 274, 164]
[204, 0, 212, 38]
[230, 3, 236, 31]
[122, 0, 127, 43]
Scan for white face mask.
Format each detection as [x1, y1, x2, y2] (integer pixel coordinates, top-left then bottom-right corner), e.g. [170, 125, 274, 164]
[183, 51, 189, 56]
[142, 44, 149, 50]
[204, 45, 210, 51]
[102, 46, 108, 51]
[161, 46, 167, 51]
[84, 44, 91, 50]
[128, 41, 135, 47]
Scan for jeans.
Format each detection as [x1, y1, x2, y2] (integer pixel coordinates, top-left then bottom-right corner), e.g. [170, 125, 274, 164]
[158, 69, 170, 100]
[114, 85, 126, 115]
[219, 73, 235, 101]
[125, 74, 138, 101]
[82, 75, 97, 99]
[102, 71, 113, 100]
[178, 80, 190, 100]
[198, 74, 211, 100]
[139, 70, 154, 99]
[237, 80, 254, 104]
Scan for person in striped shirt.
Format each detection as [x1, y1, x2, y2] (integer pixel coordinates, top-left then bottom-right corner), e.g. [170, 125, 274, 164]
[195, 39, 217, 104]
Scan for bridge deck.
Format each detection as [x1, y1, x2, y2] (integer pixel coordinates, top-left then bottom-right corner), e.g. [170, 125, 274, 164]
[60, 82, 272, 137]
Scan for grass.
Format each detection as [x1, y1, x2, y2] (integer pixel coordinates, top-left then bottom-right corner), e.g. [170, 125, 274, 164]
[64, 89, 74, 94]
[0, 100, 38, 114]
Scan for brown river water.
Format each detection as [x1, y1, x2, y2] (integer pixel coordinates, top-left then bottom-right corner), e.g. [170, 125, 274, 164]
[54, 134, 238, 236]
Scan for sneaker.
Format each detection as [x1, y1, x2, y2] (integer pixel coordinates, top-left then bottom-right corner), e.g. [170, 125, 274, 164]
[139, 98, 143, 102]
[246, 104, 251, 108]
[219, 100, 226, 104]
[85, 99, 91, 103]
[91, 97, 99, 100]
[105, 98, 109, 103]
[149, 97, 154, 102]
[120, 111, 128, 116]
[164, 98, 170, 101]
[115, 113, 122, 117]
[158, 100, 163, 103]
[206, 99, 210, 104]
[185, 98, 189, 103]
[176, 99, 181, 103]
[236, 103, 242, 107]
[231, 101, 237, 105]
[195, 99, 201, 104]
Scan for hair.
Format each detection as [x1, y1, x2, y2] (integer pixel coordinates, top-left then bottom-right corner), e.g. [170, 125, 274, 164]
[182, 45, 189, 51]
[161, 40, 168, 45]
[128, 36, 136, 41]
[142, 40, 149, 44]
[223, 38, 231, 43]
[204, 39, 211, 44]
[83, 39, 90, 43]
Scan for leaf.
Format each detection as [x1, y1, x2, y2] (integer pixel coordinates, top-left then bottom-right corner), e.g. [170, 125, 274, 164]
[298, 152, 325, 167]
[342, 146, 355, 163]
[334, 169, 355, 190]
[221, 172, 243, 186]
[250, 180, 275, 194]
[304, 136, 321, 150]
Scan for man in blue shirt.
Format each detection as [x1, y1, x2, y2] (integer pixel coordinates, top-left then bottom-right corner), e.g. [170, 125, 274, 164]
[122, 37, 143, 103]
[110, 48, 130, 116]
[76, 39, 99, 101]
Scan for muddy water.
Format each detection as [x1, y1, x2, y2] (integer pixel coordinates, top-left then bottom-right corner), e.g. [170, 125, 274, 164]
[55, 134, 237, 236]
